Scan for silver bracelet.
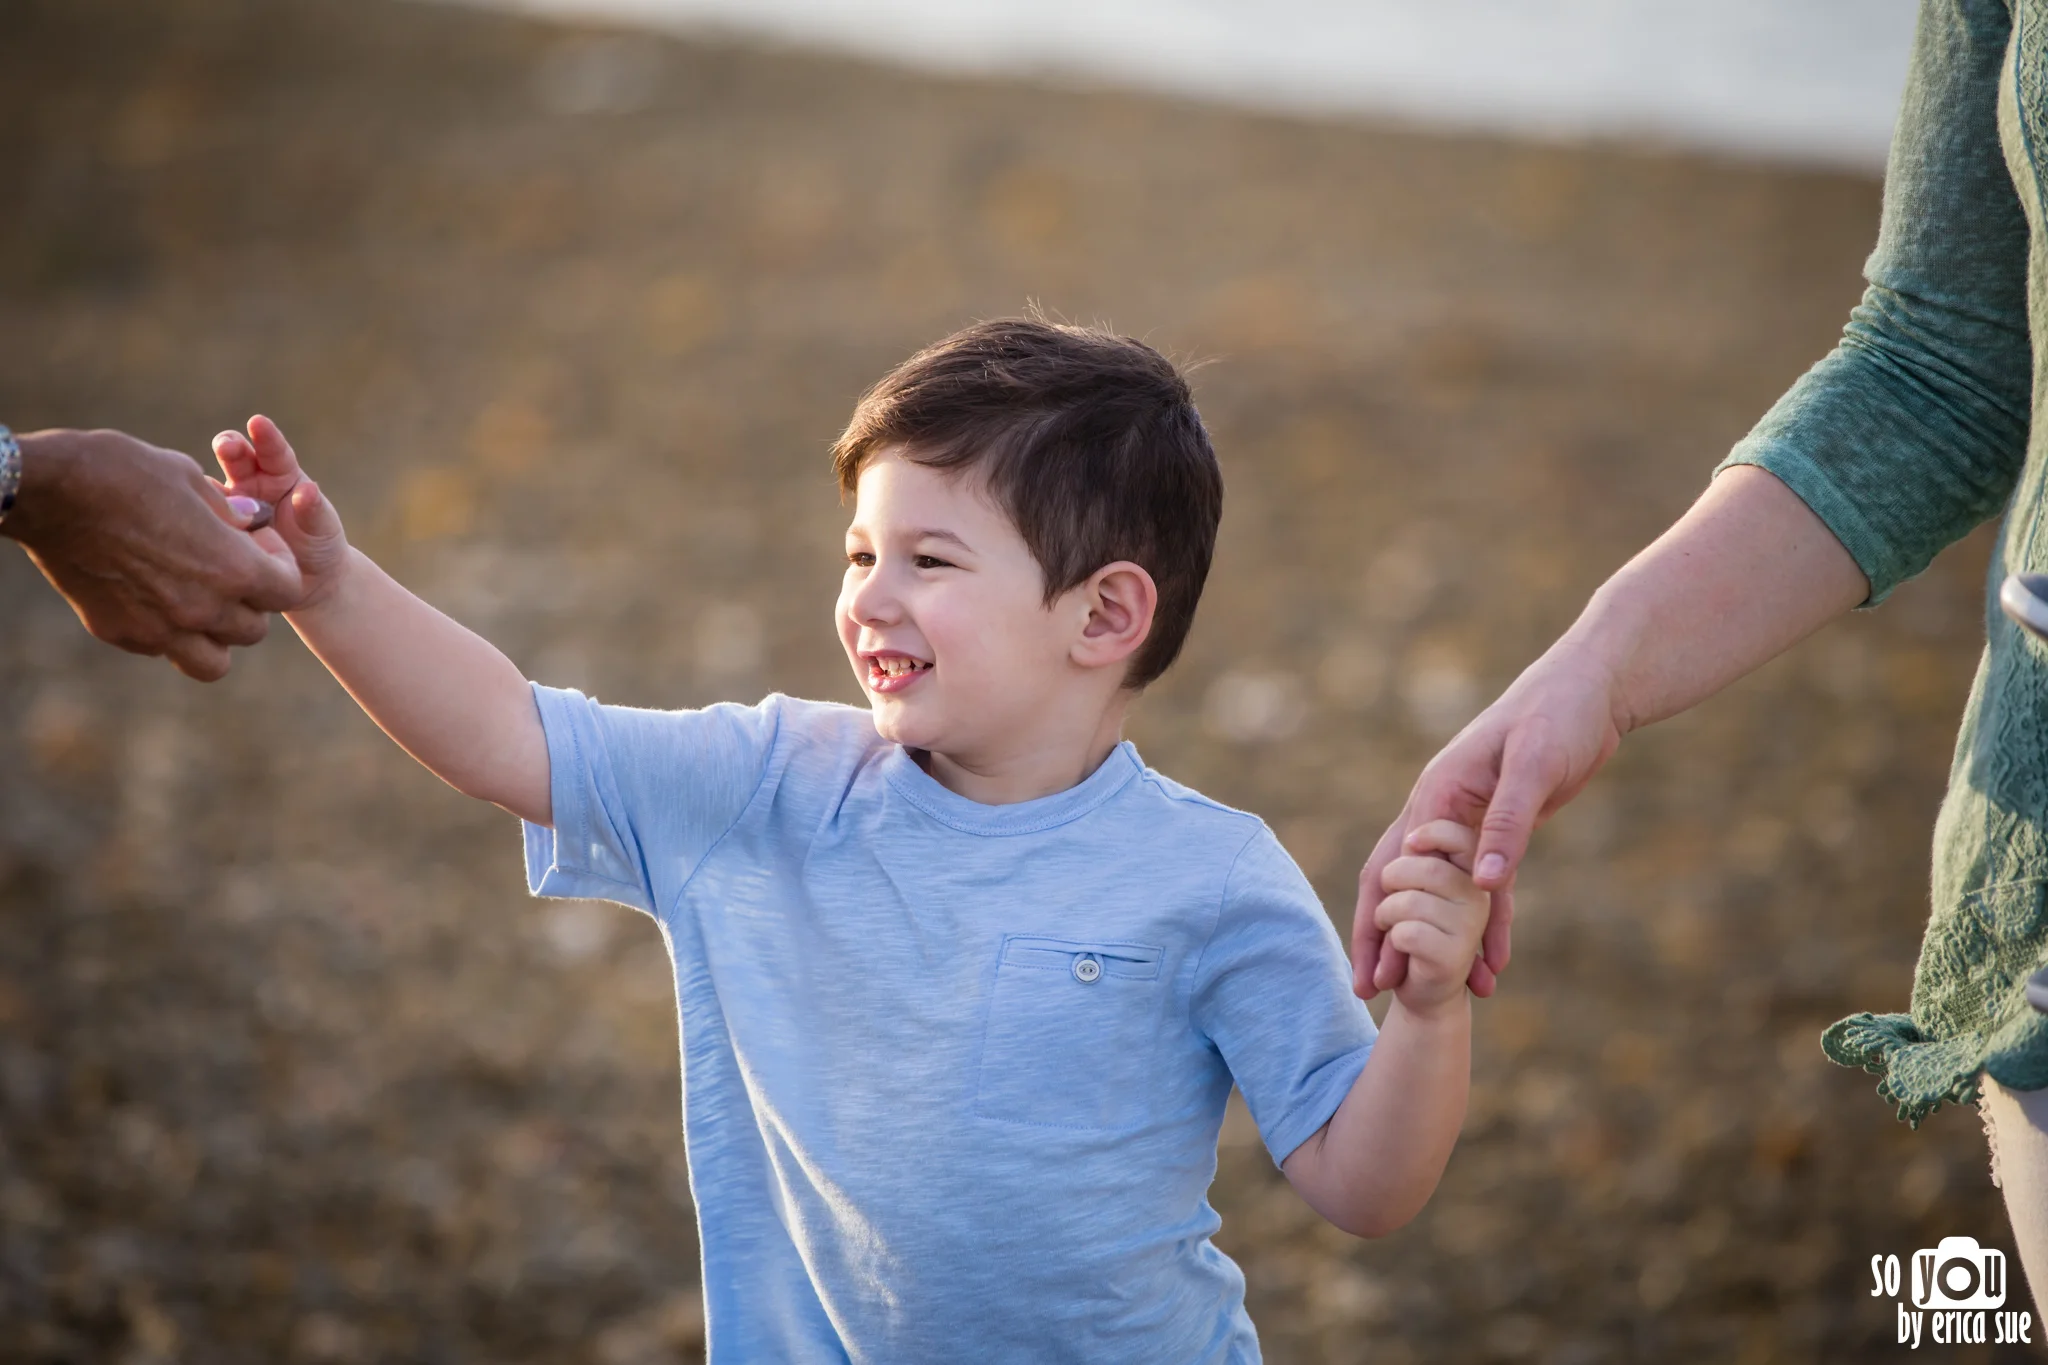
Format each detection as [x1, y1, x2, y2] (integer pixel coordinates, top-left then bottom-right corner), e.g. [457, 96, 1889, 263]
[0, 427, 19, 525]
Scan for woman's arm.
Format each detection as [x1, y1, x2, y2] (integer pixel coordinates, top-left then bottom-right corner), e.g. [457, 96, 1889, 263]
[1353, 0, 2034, 998]
[1568, 463, 1871, 737]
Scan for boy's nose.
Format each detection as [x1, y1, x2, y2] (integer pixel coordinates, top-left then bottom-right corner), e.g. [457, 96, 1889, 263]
[847, 565, 903, 625]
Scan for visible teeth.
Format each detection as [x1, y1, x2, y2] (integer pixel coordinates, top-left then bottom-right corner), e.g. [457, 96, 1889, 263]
[874, 657, 924, 677]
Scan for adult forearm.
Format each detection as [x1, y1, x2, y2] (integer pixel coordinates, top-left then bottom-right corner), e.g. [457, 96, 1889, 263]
[1287, 998, 1470, 1238]
[1563, 464, 1869, 736]
[288, 549, 550, 823]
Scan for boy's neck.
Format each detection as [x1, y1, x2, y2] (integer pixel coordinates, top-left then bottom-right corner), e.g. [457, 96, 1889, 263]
[918, 694, 1131, 806]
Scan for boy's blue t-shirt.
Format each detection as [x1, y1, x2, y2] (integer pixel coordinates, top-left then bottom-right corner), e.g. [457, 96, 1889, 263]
[521, 687, 1377, 1364]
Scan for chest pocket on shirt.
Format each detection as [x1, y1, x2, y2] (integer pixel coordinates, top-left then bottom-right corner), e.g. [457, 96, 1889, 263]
[973, 935, 1170, 1131]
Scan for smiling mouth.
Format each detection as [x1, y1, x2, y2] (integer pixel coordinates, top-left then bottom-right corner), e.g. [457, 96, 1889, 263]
[863, 653, 932, 692]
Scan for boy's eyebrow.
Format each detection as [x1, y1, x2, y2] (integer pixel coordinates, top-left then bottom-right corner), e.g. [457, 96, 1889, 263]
[910, 528, 973, 552]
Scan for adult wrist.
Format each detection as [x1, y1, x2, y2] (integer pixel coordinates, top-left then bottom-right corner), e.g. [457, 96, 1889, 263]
[0, 429, 83, 545]
[1550, 583, 1646, 737]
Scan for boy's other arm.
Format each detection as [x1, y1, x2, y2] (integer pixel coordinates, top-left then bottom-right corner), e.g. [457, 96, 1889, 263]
[216, 417, 551, 825]
[1282, 820, 1483, 1237]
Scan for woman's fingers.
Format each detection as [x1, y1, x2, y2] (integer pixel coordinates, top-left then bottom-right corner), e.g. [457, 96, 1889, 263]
[1372, 938, 1410, 994]
[164, 632, 233, 682]
[1351, 817, 1410, 999]
[248, 524, 291, 560]
[205, 474, 275, 530]
[189, 468, 300, 612]
[1482, 884, 1515, 976]
[1355, 687, 1563, 998]
[202, 601, 272, 648]
[1474, 724, 1571, 887]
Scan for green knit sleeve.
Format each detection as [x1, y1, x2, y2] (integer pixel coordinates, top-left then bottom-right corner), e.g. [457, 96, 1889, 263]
[1717, 0, 2033, 604]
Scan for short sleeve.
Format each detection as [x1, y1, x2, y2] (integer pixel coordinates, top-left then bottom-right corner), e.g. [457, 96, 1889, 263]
[1190, 830, 1378, 1167]
[522, 684, 779, 916]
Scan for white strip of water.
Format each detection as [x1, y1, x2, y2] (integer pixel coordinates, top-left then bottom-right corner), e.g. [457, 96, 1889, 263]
[455, 0, 1920, 168]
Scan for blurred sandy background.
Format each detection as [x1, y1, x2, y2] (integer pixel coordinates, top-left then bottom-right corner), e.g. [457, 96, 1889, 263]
[0, 0, 2026, 1360]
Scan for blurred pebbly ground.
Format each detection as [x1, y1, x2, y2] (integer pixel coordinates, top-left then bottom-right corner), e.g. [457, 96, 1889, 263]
[0, 0, 2029, 1360]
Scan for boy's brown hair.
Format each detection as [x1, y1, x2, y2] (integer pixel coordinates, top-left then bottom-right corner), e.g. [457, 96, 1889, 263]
[831, 318, 1221, 688]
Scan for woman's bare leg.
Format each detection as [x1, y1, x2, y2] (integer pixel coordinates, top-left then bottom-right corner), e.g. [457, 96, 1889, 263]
[1979, 1076, 2048, 1326]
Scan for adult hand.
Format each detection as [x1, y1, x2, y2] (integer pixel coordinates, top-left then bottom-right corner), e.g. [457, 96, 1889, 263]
[3, 427, 302, 680]
[1352, 641, 1626, 1000]
[1349, 467, 1870, 1003]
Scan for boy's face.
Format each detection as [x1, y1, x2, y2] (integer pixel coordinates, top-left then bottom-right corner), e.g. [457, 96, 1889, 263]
[838, 449, 1083, 764]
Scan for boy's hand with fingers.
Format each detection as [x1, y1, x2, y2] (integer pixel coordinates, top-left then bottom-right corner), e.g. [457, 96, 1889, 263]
[212, 415, 351, 614]
[1282, 817, 1487, 1239]
[1375, 819, 1489, 1017]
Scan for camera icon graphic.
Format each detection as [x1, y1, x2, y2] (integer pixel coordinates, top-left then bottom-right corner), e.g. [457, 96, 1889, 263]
[1913, 1236, 2007, 1309]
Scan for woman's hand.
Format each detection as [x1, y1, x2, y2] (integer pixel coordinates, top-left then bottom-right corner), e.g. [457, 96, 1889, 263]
[1351, 464, 1871, 1002]
[1353, 642, 1625, 999]
[3, 427, 302, 680]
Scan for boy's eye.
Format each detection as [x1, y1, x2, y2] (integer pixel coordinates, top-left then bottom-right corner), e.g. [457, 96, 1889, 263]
[913, 555, 951, 570]
[848, 551, 875, 567]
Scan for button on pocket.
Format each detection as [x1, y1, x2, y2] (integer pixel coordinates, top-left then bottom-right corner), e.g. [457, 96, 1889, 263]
[973, 936, 1167, 1131]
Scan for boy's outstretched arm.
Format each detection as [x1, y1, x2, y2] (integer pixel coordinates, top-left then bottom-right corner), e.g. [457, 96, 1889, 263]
[1281, 819, 1483, 1238]
[214, 416, 551, 826]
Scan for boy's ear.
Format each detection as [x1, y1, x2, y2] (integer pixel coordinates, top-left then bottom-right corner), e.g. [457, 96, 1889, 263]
[1071, 561, 1157, 674]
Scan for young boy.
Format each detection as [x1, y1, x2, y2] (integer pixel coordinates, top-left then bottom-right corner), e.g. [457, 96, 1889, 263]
[220, 319, 1487, 1362]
